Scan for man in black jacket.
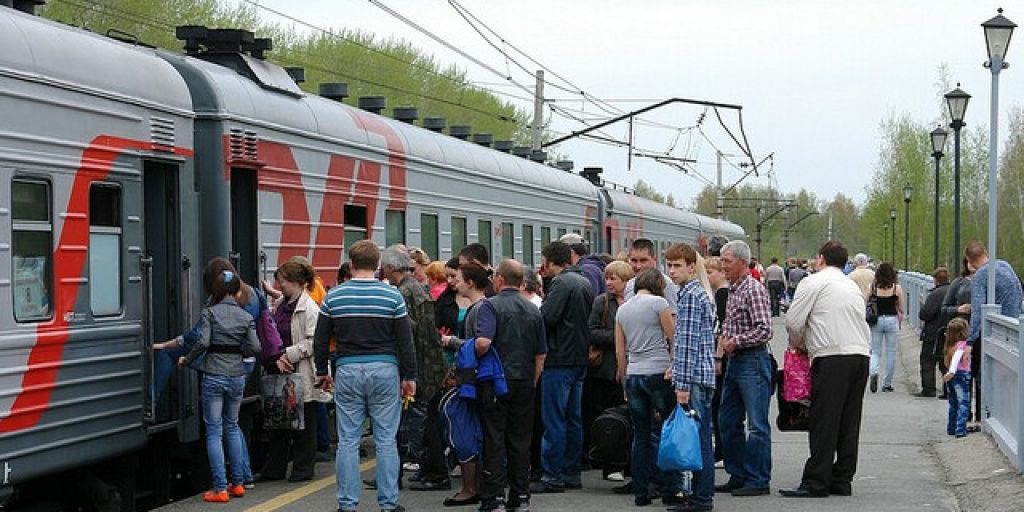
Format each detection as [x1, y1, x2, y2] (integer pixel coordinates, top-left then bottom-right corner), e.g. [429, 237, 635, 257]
[917, 267, 950, 397]
[533, 241, 594, 494]
[475, 259, 548, 512]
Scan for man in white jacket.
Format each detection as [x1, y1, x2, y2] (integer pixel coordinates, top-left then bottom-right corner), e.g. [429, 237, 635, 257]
[780, 240, 871, 498]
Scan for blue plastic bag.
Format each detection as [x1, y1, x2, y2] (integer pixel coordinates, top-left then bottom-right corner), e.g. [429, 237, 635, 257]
[656, 404, 703, 472]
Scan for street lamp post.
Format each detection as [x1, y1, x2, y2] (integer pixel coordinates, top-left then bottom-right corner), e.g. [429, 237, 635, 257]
[945, 85, 970, 276]
[982, 8, 1016, 304]
[903, 184, 913, 271]
[882, 223, 889, 261]
[889, 208, 897, 265]
[930, 126, 947, 270]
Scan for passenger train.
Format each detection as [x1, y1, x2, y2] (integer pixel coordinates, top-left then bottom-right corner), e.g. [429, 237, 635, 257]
[0, 3, 743, 509]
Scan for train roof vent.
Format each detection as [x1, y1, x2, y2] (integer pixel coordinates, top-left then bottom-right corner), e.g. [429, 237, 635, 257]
[581, 166, 603, 186]
[285, 67, 305, 84]
[319, 83, 348, 102]
[393, 106, 419, 124]
[422, 117, 447, 132]
[556, 160, 574, 172]
[175, 25, 303, 98]
[529, 150, 547, 163]
[472, 133, 494, 147]
[229, 128, 259, 163]
[358, 96, 387, 114]
[493, 140, 514, 153]
[150, 117, 176, 151]
[449, 125, 472, 140]
[511, 146, 531, 158]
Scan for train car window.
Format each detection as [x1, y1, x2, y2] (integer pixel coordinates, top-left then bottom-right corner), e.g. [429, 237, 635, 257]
[540, 226, 551, 245]
[11, 178, 52, 322]
[89, 185, 122, 316]
[501, 222, 514, 259]
[386, 210, 406, 246]
[420, 213, 439, 263]
[451, 216, 467, 254]
[557, 228, 567, 238]
[522, 225, 534, 266]
[477, 220, 492, 257]
[344, 205, 369, 260]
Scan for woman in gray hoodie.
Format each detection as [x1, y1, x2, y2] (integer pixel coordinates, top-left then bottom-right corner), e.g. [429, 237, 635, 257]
[180, 268, 261, 503]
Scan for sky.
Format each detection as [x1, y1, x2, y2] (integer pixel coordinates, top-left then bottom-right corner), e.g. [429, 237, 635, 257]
[237, 0, 1023, 209]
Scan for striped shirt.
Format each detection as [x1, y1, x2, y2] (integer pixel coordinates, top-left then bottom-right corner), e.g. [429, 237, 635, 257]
[313, 278, 416, 380]
[721, 273, 773, 350]
[672, 279, 717, 391]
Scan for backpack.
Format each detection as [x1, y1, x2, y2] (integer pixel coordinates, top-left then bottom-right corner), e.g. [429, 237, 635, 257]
[588, 405, 632, 469]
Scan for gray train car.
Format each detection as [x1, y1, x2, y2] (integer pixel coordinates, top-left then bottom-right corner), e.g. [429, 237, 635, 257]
[0, 5, 199, 506]
[159, 27, 600, 285]
[600, 188, 703, 258]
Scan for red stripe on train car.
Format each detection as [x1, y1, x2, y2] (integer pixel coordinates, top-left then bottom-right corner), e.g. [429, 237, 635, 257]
[311, 155, 357, 284]
[0, 135, 192, 433]
[348, 109, 407, 212]
[253, 141, 312, 266]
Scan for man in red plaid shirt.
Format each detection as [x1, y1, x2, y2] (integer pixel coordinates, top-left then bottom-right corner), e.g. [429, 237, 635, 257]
[714, 240, 774, 497]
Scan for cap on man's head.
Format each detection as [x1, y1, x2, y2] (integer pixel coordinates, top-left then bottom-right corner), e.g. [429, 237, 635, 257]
[559, 233, 586, 245]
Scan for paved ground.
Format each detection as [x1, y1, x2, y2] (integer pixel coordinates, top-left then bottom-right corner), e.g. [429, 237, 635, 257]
[158, 317, 1023, 511]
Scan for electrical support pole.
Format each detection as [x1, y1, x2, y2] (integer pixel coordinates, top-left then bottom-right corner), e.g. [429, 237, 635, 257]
[716, 151, 725, 219]
[531, 70, 544, 150]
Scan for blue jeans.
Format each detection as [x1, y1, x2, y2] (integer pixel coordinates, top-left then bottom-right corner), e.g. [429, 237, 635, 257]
[870, 315, 900, 387]
[201, 374, 247, 491]
[540, 366, 586, 486]
[947, 371, 972, 437]
[719, 348, 772, 488]
[688, 384, 715, 507]
[335, 362, 402, 510]
[625, 374, 682, 498]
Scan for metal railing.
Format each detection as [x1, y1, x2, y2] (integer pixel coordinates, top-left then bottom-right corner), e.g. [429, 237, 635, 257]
[980, 306, 1024, 471]
[900, 271, 1024, 472]
[899, 272, 932, 331]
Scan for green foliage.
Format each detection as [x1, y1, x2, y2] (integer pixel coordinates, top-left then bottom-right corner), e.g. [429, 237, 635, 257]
[40, 0, 528, 140]
[692, 183, 837, 261]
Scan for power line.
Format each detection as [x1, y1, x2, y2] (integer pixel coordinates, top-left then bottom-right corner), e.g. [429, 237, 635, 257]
[241, 0, 475, 91]
[367, 0, 535, 96]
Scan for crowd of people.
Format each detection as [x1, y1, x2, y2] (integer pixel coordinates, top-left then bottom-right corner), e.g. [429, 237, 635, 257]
[157, 229, 1023, 512]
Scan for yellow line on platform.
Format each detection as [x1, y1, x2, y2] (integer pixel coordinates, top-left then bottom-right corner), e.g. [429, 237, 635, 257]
[244, 459, 377, 512]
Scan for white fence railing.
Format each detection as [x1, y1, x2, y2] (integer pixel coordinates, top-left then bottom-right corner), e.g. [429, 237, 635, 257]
[900, 272, 1024, 472]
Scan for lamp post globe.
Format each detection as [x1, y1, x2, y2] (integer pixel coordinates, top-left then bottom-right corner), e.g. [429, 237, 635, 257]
[930, 126, 947, 269]
[944, 85, 970, 276]
[982, 8, 1016, 304]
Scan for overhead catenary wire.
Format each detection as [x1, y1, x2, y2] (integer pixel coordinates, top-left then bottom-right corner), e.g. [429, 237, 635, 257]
[367, 0, 535, 96]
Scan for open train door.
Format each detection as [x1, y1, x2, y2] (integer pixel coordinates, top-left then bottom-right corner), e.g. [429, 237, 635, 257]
[141, 160, 199, 441]
[229, 167, 260, 286]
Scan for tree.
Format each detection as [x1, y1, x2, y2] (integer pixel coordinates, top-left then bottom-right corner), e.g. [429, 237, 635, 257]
[633, 179, 666, 204]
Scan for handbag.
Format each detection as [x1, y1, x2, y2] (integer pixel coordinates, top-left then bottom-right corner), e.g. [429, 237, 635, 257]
[588, 294, 611, 368]
[783, 349, 811, 403]
[865, 284, 879, 326]
[656, 404, 703, 472]
[260, 373, 306, 430]
[775, 368, 810, 431]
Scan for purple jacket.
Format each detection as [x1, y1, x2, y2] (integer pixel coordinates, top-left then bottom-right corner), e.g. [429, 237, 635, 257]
[580, 254, 606, 296]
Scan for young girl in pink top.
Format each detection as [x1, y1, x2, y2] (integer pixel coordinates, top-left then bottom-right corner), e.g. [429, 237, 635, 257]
[942, 318, 972, 438]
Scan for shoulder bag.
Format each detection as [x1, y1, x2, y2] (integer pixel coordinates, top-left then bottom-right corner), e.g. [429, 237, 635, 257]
[865, 284, 879, 326]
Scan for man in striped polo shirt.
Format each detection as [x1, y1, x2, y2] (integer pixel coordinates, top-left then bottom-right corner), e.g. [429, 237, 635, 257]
[314, 240, 417, 512]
